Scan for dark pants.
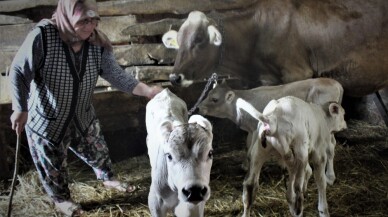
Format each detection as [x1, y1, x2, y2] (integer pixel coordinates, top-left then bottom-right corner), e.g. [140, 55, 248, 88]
[26, 119, 114, 202]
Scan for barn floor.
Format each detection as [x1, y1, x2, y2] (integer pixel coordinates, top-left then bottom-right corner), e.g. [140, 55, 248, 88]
[0, 119, 387, 217]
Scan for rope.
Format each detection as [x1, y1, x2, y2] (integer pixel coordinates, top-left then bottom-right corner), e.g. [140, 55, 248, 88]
[188, 73, 219, 116]
[7, 133, 21, 217]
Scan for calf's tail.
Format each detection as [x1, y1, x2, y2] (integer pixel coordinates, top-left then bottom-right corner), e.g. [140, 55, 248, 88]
[236, 98, 267, 123]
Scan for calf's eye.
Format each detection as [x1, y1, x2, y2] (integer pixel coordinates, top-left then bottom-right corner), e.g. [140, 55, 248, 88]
[208, 150, 214, 159]
[211, 98, 218, 103]
[165, 153, 173, 161]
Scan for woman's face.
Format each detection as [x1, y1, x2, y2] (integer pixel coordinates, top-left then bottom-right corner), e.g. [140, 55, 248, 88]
[72, 2, 99, 41]
[73, 17, 99, 40]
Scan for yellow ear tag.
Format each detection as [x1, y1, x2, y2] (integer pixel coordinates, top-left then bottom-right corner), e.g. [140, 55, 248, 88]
[169, 39, 178, 48]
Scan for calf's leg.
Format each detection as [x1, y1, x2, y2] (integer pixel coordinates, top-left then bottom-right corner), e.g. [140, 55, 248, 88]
[286, 159, 306, 217]
[242, 140, 270, 217]
[148, 186, 168, 217]
[313, 154, 330, 217]
[325, 135, 336, 185]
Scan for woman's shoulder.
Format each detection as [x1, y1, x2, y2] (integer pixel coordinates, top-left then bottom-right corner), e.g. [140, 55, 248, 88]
[35, 19, 55, 30]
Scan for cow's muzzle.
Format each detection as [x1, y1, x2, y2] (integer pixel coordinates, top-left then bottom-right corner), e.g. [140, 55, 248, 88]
[169, 73, 182, 86]
[182, 184, 208, 203]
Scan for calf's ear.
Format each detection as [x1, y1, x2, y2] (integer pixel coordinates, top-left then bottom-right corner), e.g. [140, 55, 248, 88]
[162, 30, 179, 49]
[225, 91, 235, 104]
[329, 103, 340, 115]
[189, 115, 213, 132]
[208, 25, 222, 46]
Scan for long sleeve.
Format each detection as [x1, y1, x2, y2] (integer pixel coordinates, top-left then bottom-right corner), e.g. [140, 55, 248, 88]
[100, 49, 139, 94]
[9, 27, 44, 112]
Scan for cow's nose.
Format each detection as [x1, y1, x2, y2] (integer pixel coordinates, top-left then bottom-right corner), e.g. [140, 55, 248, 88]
[169, 73, 182, 86]
[182, 185, 208, 202]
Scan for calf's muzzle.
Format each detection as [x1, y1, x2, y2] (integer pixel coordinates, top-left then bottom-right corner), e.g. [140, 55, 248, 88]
[182, 184, 208, 203]
[169, 73, 182, 86]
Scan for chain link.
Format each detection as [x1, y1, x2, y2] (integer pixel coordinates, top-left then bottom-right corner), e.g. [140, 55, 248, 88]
[188, 73, 218, 116]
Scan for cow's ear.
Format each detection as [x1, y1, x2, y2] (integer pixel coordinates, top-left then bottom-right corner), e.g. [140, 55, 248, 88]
[225, 91, 235, 103]
[208, 25, 222, 46]
[162, 30, 179, 49]
[329, 103, 340, 115]
[189, 115, 213, 132]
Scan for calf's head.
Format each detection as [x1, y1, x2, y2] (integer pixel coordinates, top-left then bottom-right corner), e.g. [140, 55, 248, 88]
[163, 11, 222, 87]
[163, 115, 214, 204]
[198, 80, 236, 118]
[325, 102, 347, 132]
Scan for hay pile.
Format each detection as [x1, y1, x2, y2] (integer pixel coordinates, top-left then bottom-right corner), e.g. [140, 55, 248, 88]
[1, 120, 387, 217]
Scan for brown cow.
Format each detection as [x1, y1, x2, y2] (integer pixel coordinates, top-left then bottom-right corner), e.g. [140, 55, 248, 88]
[163, 1, 388, 97]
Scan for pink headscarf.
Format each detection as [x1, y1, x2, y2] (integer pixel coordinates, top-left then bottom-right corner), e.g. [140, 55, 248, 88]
[41, 0, 112, 51]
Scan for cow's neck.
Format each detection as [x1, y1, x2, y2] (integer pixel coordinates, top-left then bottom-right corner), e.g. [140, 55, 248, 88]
[211, 9, 260, 87]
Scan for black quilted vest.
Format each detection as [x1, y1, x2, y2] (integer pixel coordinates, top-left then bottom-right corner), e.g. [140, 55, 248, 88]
[27, 22, 102, 145]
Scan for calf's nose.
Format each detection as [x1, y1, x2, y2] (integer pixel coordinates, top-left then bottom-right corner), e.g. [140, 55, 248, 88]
[182, 185, 208, 202]
[169, 73, 182, 86]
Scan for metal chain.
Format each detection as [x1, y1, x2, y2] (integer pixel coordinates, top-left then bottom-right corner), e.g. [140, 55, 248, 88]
[188, 73, 218, 116]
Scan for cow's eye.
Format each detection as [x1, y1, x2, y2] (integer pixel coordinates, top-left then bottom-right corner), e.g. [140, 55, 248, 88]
[208, 150, 214, 159]
[165, 153, 173, 161]
[211, 98, 218, 103]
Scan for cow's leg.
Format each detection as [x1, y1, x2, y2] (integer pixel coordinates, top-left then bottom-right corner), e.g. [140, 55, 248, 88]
[325, 135, 336, 185]
[372, 90, 388, 126]
[312, 153, 330, 217]
[242, 139, 270, 217]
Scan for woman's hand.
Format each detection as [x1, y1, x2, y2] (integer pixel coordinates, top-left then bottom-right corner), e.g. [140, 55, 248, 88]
[146, 85, 163, 99]
[132, 82, 163, 99]
[10, 111, 28, 135]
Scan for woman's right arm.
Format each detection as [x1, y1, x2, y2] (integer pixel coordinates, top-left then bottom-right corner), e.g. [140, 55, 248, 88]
[9, 27, 44, 134]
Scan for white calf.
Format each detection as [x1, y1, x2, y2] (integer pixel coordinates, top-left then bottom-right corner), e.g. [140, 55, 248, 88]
[146, 88, 213, 217]
[236, 96, 347, 217]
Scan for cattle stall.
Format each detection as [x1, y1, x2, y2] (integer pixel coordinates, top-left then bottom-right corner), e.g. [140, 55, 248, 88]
[0, 0, 387, 216]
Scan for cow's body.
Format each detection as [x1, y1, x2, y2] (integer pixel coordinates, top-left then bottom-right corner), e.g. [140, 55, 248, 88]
[163, 0, 388, 97]
[198, 78, 343, 182]
[146, 88, 213, 217]
[236, 96, 347, 217]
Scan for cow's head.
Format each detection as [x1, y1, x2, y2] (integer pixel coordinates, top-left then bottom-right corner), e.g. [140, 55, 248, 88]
[163, 115, 213, 204]
[198, 79, 235, 118]
[163, 11, 222, 87]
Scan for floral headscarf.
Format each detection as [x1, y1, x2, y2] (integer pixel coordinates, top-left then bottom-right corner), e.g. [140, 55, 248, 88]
[41, 0, 112, 51]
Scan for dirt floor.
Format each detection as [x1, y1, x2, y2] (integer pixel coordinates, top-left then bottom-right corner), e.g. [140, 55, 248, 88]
[0, 119, 387, 217]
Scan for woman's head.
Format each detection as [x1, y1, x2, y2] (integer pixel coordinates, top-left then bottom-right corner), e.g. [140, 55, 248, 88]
[72, 0, 100, 40]
[47, 0, 112, 50]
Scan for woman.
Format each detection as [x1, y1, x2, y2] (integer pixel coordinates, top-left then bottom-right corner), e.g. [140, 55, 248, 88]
[9, 0, 162, 216]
